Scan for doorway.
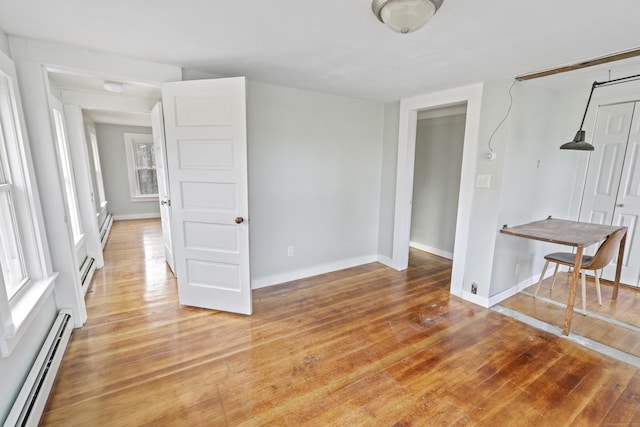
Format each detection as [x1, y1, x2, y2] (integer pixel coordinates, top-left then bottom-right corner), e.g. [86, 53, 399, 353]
[392, 83, 484, 299]
[409, 106, 466, 261]
[45, 68, 168, 286]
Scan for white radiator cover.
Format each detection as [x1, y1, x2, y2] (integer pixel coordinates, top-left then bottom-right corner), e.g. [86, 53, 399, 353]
[3, 309, 73, 427]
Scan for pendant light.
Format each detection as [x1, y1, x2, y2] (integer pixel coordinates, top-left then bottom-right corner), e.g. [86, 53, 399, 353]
[560, 82, 596, 151]
[561, 73, 640, 151]
[372, 0, 443, 34]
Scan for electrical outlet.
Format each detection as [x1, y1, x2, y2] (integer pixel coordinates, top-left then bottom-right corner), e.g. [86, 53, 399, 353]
[287, 245, 294, 257]
[471, 282, 478, 294]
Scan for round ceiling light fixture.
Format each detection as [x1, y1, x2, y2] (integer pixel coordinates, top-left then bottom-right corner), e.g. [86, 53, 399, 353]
[372, 0, 443, 34]
[103, 81, 124, 94]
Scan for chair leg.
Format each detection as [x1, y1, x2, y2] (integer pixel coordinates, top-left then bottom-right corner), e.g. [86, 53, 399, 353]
[535, 260, 550, 298]
[550, 263, 560, 289]
[581, 270, 587, 314]
[595, 269, 602, 305]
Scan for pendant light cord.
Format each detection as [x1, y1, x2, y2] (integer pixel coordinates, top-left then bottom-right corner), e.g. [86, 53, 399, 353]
[577, 82, 597, 131]
[577, 73, 640, 131]
[488, 79, 517, 153]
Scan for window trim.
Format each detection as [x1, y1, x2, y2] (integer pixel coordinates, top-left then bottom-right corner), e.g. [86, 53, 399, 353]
[0, 51, 57, 357]
[123, 132, 158, 202]
[87, 126, 107, 212]
[0, 181, 28, 299]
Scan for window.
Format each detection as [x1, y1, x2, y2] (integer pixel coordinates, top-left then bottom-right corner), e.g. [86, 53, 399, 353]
[88, 127, 106, 211]
[0, 143, 27, 299]
[123, 133, 158, 201]
[0, 54, 56, 357]
[52, 107, 83, 242]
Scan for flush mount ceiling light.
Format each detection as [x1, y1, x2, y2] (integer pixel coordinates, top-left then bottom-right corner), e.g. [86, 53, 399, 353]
[103, 81, 124, 94]
[561, 72, 640, 151]
[372, 0, 443, 34]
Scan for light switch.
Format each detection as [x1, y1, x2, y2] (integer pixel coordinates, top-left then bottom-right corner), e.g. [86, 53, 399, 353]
[476, 174, 491, 189]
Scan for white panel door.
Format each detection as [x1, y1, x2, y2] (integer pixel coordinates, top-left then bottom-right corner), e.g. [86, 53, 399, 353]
[151, 102, 175, 273]
[162, 77, 251, 314]
[580, 103, 634, 227]
[580, 101, 639, 286]
[607, 102, 640, 286]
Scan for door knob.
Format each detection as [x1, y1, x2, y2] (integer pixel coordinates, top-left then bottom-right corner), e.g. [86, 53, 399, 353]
[235, 217, 244, 224]
[161, 199, 171, 206]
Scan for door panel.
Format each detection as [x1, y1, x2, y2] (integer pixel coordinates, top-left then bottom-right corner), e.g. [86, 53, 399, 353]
[151, 102, 174, 273]
[580, 103, 634, 228]
[582, 101, 640, 286]
[607, 103, 640, 285]
[162, 77, 251, 314]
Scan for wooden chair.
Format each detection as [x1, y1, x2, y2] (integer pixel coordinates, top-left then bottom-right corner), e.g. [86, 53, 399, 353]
[534, 228, 626, 313]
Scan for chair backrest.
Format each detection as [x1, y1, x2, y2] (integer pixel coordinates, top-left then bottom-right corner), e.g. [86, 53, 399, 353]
[584, 228, 627, 270]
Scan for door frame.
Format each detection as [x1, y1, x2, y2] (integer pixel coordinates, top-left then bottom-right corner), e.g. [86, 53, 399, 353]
[392, 83, 484, 298]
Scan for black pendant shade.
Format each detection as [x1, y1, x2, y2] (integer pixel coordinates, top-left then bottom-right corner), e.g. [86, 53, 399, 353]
[560, 130, 594, 151]
[562, 73, 640, 151]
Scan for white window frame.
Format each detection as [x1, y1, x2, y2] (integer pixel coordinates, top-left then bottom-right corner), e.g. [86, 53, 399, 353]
[123, 132, 158, 202]
[0, 52, 56, 357]
[87, 126, 107, 212]
[0, 169, 28, 300]
[51, 106, 84, 247]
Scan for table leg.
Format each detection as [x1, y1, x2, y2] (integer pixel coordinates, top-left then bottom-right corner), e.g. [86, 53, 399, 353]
[612, 230, 627, 301]
[562, 244, 583, 335]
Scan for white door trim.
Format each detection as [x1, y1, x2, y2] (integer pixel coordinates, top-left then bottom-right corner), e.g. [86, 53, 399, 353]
[392, 83, 484, 298]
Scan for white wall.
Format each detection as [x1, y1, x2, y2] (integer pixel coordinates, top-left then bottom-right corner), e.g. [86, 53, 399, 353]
[411, 114, 465, 257]
[0, 28, 10, 57]
[247, 81, 384, 283]
[390, 79, 584, 306]
[377, 102, 400, 262]
[488, 81, 584, 298]
[95, 124, 159, 218]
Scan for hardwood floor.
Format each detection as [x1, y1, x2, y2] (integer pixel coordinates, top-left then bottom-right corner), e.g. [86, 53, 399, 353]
[42, 219, 640, 426]
[500, 273, 640, 358]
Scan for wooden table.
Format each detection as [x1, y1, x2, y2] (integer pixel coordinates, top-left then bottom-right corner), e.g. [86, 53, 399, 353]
[500, 217, 627, 335]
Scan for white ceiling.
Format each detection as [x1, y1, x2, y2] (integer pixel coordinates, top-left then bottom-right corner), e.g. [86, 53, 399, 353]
[2, 0, 640, 102]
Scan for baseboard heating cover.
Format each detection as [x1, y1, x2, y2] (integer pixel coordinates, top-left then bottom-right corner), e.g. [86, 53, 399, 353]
[80, 257, 96, 295]
[3, 309, 73, 427]
[99, 213, 113, 248]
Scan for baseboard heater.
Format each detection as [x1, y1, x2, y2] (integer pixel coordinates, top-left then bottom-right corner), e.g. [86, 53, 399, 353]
[3, 309, 74, 427]
[99, 213, 113, 248]
[79, 257, 96, 295]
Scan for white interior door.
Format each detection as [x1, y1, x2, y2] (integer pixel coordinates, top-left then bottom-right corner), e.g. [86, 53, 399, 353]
[580, 103, 634, 226]
[609, 102, 640, 286]
[162, 77, 251, 314]
[580, 101, 639, 286]
[151, 102, 175, 273]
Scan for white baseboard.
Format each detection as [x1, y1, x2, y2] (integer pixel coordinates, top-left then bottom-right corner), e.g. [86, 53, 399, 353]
[460, 290, 490, 308]
[377, 254, 394, 268]
[458, 270, 554, 308]
[252, 255, 379, 289]
[112, 213, 160, 220]
[486, 269, 555, 307]
[409, 241, 453, 260]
